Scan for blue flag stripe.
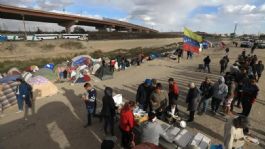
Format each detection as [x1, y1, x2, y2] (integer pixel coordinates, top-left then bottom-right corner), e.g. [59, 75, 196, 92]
[183, 36, 200, 47]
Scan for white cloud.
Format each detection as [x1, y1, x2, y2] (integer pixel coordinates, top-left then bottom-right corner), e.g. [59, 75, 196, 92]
[1, 0, 265, 34]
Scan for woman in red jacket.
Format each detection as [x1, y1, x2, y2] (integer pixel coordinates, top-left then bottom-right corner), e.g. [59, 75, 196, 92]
[119, 101, 136, 149]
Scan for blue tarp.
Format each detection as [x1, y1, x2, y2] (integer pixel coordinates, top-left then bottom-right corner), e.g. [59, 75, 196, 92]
[0, 35, 7, 42]
[0, 75, 21, 83]
[44, 64, 55, 71]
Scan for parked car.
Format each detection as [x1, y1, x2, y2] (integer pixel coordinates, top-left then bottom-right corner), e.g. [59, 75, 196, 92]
[240, 41, 253, 48]
[258, 43, 265, 49]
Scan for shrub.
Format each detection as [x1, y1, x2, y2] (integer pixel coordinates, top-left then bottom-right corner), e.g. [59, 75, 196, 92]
[4, 43, 17, 52]
[40, 44, 55, 51]
[60, 41, 84, 50]
[25, 42, 39, 47]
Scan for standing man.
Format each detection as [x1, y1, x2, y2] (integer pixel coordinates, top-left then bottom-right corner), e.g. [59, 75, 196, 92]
[203, 56, 211, 73]
[136, 79, 152, 111]
[198, 77, 213, 114]
[177, 48, 183, 63]
[82, 83, 97, 127]
[16, 78, 32, 114]
[220, 57, 227, 74]
[101, 87, 116, 136]
[186, 83, 200, 122]
[255, 60, 264, 82]
[211, 77, 228, 115]
[240, 78, 259, 117]
[168, 78, 179, 115]
[150, 83, 168, 120]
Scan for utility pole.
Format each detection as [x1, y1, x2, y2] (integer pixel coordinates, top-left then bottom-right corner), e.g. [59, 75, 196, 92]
[22, 14, 27, 39]
[233, 23, 238, 36]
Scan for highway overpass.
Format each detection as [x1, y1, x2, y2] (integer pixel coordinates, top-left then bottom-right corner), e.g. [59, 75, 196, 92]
[0, 4, 158, 33]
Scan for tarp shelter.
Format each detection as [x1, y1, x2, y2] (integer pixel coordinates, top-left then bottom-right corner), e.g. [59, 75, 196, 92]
[34, 68, 57, 81]
[0, 75, 21, 83]
[7, 67, 21, 75]
[0, 81, 19, 112]
[95, 66, 113, 80]
[44, 63, 55, 71]
[71, 55, 93, 67]
[22, 72, 33, 82]
[25, 65, 39, 72]
[27, 76, 58, 100]
[91, 63, 101, 75]
[149, 52, 161, 60]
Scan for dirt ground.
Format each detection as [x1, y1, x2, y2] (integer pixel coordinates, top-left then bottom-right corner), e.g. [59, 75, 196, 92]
[0, 44, 264, 149]
[0, 38, 180, 61]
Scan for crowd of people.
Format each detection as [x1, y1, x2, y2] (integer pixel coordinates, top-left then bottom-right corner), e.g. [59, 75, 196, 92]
[10, 43, 263, 149]
[78, 45, 264, 149]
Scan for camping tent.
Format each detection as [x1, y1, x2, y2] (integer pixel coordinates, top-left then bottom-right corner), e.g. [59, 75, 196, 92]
[0, 81, 19, 112]
[71, 55, 93, 67]
[27, 76, 58, 100]
[34, 68, 57, 81]
[0, 75, 21, 83]
[95, 65, 113, 80]
[7, 67, 21, 75]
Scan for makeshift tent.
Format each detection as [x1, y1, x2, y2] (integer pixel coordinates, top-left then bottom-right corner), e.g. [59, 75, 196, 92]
[7, 67, 21, 75]
[91, 63, 101, 75]
[71, 55, 93, 67]
[25, 65, 39, 72]
[0, 75, 21, 83]
[34, 68, 57, 81]
[21, 72, 33, 82]
[95, 66, 113, 80]
[149, 52, 161, 60]
[0, 81, 19, 112]
[44, 63, 55, 71]
[27, 76, 58, 100]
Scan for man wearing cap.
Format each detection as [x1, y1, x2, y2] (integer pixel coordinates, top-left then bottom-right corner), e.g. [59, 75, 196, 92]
[136, 79, 152, 111]
[140, 112, 165, 146]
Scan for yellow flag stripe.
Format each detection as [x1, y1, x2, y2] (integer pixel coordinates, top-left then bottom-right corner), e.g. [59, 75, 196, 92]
[184, 27, 202, 42]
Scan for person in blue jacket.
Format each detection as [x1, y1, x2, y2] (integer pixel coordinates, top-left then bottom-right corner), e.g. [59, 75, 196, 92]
[82, 83, 97, 127]
[16, 78, 32, 113]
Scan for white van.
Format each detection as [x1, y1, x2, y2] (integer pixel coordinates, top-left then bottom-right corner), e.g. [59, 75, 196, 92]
[35, 34, 59, 40]
[62, 34, 86, 39]
[7, 35, 24, 41]
[26, 35, 42, 41]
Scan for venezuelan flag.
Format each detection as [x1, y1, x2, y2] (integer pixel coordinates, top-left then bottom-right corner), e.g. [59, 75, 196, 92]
[183, 27, 202, 53]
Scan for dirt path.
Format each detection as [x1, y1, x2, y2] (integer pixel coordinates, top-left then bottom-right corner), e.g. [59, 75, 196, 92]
[0, 46, 264, 149]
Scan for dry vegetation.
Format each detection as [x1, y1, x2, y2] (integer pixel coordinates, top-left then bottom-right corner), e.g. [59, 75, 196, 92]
[40, 44, 55, 51]
[59, 41, 84, 49]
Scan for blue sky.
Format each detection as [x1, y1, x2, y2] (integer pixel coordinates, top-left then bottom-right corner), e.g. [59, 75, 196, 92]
[1, 0, 265, 34]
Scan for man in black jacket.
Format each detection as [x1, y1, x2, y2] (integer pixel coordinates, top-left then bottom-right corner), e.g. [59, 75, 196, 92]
[198, 77, 213, 114]
[101, 87, 116, 136]
[136, 79, 152, 111]
[203, 56, 211, 73]
[186, 83, 201, 122]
